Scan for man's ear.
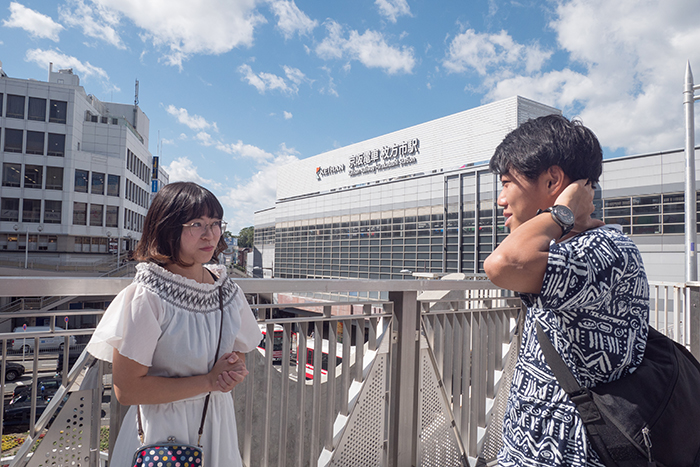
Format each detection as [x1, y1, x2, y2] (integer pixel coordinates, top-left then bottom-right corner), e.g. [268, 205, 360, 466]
[544, 166, 569, 196]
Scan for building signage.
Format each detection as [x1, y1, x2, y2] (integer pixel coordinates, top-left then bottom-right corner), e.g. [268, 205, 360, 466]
[348, 138, 419, 177]
[314, 138, 420, 180]
[152, 156, 159, 179]
[316, 164, 346, 181]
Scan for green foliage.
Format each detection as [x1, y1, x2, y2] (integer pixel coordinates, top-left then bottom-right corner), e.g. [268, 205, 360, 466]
[238, 226, 254, 248]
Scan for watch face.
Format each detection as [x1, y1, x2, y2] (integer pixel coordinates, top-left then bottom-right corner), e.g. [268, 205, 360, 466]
[552, 205, 575, 226]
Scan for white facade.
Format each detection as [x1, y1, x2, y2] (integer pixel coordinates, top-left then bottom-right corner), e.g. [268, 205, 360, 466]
[0, 64, 165, 266]
[257, 96, 700, 284]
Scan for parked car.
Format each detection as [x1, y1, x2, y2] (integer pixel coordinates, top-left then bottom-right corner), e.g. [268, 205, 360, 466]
[11, 326, 77, 353]
[3, 393, 57, 432]
[3, 361, 25, 382]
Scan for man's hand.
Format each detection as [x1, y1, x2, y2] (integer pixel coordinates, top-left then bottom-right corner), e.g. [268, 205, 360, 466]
[554, 179, 604, 237]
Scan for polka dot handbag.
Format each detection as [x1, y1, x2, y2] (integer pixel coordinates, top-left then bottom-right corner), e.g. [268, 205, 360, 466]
[131, 440, 203, 467]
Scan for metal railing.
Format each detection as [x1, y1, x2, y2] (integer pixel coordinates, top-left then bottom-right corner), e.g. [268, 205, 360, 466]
[0, 277, 697, 467]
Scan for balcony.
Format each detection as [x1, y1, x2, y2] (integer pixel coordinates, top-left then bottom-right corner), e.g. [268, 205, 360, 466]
[0, 276, 698, 466]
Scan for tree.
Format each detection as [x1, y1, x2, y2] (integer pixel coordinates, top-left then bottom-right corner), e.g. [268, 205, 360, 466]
[238, 226, 254, 248]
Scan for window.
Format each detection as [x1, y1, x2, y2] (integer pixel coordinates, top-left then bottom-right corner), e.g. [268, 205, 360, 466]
[90, 204, 103, 226]
[73, 202, 87, 225]
[44, 200, 62, 224]
[6, 94, 25, 119]
[2, 163, 21, 187]
[28, 97, 46, 121]
[91, 172, 105, 195]
[106, 205, 118, 228]
[22, 199, 41, 223]
[47, 133, 65, 157]
[101, 116, 108, 124]
[26, 131, 45, 155]
[111, 118, 118, 125]
[1, 198, 19, 222]
[46, 167, 63, 190]
[24, 165, 43, 189]
[4, 129, 23, 153]
[75, 169, 89, 193]
[107, 174, 120, 196]
[0, 94, 3, 117]
[49, 100, 67, 123]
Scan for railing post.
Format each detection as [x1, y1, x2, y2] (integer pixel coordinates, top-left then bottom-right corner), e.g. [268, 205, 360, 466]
[688, 283, 700, 359]
[388, 290, 420, 467]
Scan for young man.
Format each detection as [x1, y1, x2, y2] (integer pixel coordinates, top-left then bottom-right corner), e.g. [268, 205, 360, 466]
[484, 115, 649, 466]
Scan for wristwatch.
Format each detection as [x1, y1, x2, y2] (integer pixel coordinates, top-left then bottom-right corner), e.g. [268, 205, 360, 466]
[537, 205, 575, 238]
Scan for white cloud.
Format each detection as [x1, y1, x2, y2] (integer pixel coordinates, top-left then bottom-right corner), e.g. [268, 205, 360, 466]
[443, 29, 551, 76]
[316, 20, 415, 74]
[267, 0, 317, 39]
[165, 105, 218, 131]
[89, 0, 266, 68]
[283, 111, 293, 119]
[195, 131, 216, 146]
[3, 2, 63, 41]
[375, 0, 412, 23]
[59, 0, 125, 49]
[163, 156, 220, 188]
[24, 48, 119, 92]
[238, 63, 310, 94]
[219, 150, 300, 233]
[480, 0, 700, 155]
[215, 140, 274, 161]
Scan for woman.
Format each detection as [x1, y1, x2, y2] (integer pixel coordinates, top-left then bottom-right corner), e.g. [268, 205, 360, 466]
[86, 182, 262, 467]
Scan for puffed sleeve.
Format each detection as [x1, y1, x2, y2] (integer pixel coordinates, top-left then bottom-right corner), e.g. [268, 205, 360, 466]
[231, 286, 262, 353]
[86, 282, 163, 366]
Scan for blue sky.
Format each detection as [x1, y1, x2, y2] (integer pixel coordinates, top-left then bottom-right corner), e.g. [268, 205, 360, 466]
[2, 0, 700, 233]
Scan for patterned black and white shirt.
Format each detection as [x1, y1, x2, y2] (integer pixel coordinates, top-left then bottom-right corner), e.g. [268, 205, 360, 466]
[499, 225, 649, 466]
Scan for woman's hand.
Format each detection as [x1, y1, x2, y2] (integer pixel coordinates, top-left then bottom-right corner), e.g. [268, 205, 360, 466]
[209, 352, 249, 393]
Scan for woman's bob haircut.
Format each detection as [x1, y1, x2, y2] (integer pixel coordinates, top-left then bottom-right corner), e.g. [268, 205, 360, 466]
[134, 182, 227, 267]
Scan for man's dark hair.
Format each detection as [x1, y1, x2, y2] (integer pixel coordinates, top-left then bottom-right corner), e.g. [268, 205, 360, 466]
[134, 181, 226, 266]
[489, 114, 603, 183]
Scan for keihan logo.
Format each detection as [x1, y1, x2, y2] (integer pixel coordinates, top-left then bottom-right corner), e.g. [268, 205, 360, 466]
[316, 164, 346, 181]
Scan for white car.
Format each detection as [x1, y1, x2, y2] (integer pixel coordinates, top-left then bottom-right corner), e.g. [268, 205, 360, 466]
[12, 326, 77, 353]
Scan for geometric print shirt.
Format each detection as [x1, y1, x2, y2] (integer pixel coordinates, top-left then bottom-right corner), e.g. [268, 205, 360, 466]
[498, 225, 649, 466]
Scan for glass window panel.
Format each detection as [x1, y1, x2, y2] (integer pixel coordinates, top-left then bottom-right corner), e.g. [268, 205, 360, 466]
[73, 202, 87, 225]
[663, 224, 684, 234]
[90, 204, 104, 226]
[46, 167, 63, 190]
[4, 129, 23, 152]
[1, 198, 20, 222]
[91, 172, 105, 195]
[47, 133, 65, 156]
[604, 198, 630, 208]
[0, 94, 3, 116]
[25, 131, 45, 155]
[664, 203, 684, 214]
[633, 215, 660, 225]
[6, 94, 25, 119]
[28, 97, 46, 121]
[44, 200, 62, 224]
[49, 100, 67, 123]
[664, 193, 684, 204]
[24, 165, 43, 188]
[75, 169, 89, 193]
[632, 225, 660, 235]
[605, 207, 630, 216]
[22, 199, 41, 222]
[632, 205, 660, 215]
[632, 195, 661, 205]
[663, 214, 684, 224]
[2, 163, 21, 187]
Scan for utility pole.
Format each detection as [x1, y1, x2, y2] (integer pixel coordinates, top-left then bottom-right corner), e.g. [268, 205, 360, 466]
[684, 61, 699, 282]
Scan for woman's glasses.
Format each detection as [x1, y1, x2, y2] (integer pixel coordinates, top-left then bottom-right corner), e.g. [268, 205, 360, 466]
[181, 220, 227, 238]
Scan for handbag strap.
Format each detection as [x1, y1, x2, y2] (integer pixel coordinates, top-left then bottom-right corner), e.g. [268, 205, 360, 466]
[137, 270, 225, 446]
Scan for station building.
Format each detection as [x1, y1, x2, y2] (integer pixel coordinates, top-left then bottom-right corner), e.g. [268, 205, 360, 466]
[0, 63, 167, 269]
[254, 96, 699, 284]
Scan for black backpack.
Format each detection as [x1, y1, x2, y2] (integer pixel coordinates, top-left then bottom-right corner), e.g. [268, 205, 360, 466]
[536, 323, 700, 467]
